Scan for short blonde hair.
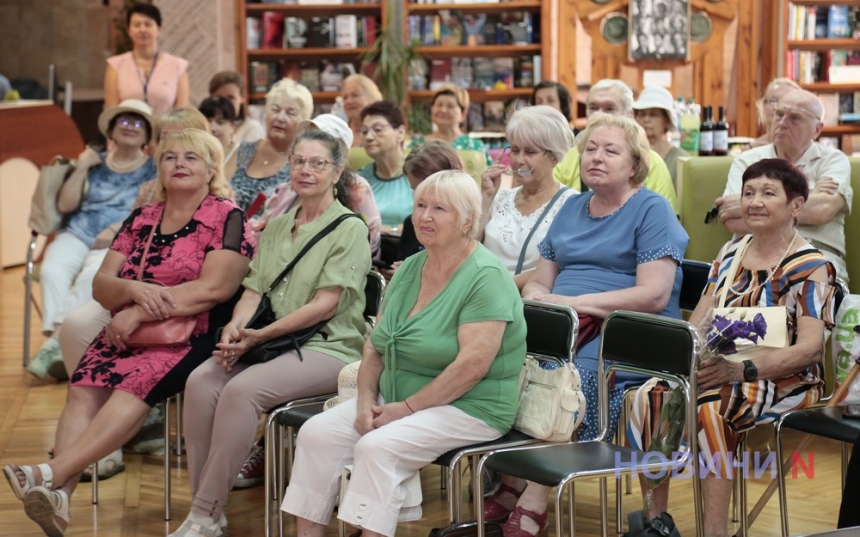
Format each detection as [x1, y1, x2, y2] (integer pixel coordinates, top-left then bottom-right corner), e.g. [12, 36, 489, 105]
[506, 106, 576, 163]
[153, 129, 231, 201]
[154, 107, 210, 143]
[413, 170, 482, 239]
[266, 78, 314, 121]
[576, 112, 650, 186]
[343, 74, 383, 102]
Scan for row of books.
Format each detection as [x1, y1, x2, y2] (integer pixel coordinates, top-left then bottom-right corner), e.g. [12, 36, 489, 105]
[407, 11, 538, 46]
[787, 3, 859, 40]
[467, 100, 528, 133]
[250, 60, 360, 93]
[410, 56, 541, 91]
[409, 0, 520, 4]
[785, 49, 860, 84]
[247, 14, 377, 49]
[250, 0, 377, 4]
[818, 92, 860, 126]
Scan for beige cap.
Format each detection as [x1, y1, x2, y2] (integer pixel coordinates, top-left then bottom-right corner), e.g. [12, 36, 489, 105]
[633, 86, 677, 130]
[98, 99, 155, 142]
[299, 114, 354, 148]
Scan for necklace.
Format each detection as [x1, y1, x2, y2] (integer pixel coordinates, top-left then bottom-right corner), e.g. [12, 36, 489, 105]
[261, 146, 289, 166]
[107, 152, 147, 173]
[734, 230, 799, 297]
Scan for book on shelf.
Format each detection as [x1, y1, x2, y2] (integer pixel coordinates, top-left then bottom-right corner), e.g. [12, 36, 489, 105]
[483, 101, 507, 132]
[492, 58, 514, 90]
[284, 17, 309, 48]
[820, 93, 840, 127]
[438, 10, 464, 46]
[429, 59, 453, 89]
[451, 58, 473, 88]
[467, 103, 484, 132]
[334, 15, 358, 48]
[409, 58, 429, 90]
[309, 17, 334, 48]
[263, 12, 286, 49]
[472, 57, 495, 89]
[300, 66, 322, 91]
[828, 5, 851, 38]
[839, 112, 860, 124]
[247, 18, 262, 49]
[462, 14, 487, 46]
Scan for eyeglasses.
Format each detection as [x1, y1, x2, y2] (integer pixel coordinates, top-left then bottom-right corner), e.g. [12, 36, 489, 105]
[762, 98, 779, 109]
[360, 123, 393, 137]
[289, 155, 333, 172]
[117, 116, 146, 129]
[773, 104, 821, 124]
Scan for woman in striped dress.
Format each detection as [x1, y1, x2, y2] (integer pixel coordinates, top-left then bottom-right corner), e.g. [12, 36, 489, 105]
[627, 158, 838, 537]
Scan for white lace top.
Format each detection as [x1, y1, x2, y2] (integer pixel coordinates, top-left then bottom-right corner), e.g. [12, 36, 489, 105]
[483, 186, 578, 274]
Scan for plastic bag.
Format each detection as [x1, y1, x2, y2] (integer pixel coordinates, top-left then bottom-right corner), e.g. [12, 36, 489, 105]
[831, 294, 860, 414]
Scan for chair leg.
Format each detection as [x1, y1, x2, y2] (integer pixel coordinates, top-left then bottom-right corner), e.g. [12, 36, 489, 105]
[91, 462, 98, 504]
[842, 441, 849, 491]
[264, 412, 277, 537]
[164, 397, 171, 521]
[569, 481, 576, 537]
[174, 392, 184, 456]
[775, 424, 789, 537]
[279, 426, 290, 537]
[441, 465, 448, 490]
[23, 232, 38, 368]
[615, 476, 623, 535]
[731, 476, 739, 522]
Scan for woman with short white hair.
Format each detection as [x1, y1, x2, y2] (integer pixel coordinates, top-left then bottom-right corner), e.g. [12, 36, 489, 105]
[480, 106, 577, 290]
[230, 78, 313, 216]
[282, 170, 527, 537]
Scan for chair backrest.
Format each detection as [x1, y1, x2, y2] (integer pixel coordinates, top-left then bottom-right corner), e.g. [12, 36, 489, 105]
[677, 156, 734, 264]
[680, 259, 711, 312]
[363, 271, 386, 325]
[457, 149, 489, 185]
[600, 311, 700, 378]
[349, 147, 373, 172]
[523, 299, 578, 363]
[845, 157, 860, 289]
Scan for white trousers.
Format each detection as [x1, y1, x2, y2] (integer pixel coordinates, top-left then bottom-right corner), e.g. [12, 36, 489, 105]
[281, 398, 500, 537]
[58, 298, 112, 375]
[39, 231, 107, 334]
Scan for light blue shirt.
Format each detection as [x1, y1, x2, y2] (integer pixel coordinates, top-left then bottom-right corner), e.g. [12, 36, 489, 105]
[358, 163, 413, 227]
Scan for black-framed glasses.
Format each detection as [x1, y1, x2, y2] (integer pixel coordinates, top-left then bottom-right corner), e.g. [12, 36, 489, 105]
[289, 155, 333, 172]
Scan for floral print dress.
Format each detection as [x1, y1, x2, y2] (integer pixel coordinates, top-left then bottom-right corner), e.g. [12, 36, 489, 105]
[70, 196, 256, 406]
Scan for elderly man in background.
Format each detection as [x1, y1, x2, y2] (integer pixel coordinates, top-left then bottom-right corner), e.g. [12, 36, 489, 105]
[716, 89, 852, 283]
[552, 79, 679, 215]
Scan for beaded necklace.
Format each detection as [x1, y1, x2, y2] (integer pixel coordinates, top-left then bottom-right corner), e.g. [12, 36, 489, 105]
[733, 230, 799, 297]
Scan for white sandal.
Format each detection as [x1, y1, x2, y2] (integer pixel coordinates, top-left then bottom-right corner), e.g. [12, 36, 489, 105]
[3, 463, 54, 501]
[168, 518, 223, 537]
[23, 486, 69, 537]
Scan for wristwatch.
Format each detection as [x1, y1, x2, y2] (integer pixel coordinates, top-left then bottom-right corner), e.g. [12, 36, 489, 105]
[742, 359, 758, 382]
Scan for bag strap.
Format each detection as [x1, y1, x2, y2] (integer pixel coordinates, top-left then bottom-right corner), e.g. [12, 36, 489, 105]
[263, 213, 362, 296]
[136, 205, 164, 281]
[717, 234, 752, 308]
[514, 186, 568, 275]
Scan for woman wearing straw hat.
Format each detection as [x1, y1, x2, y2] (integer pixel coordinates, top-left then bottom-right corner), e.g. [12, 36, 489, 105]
[633, 86, 688, 187]
[27, 99, 157, 381]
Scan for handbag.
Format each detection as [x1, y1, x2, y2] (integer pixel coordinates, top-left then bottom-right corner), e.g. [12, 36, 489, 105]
[235, 213, 362, 365]
[125, 206, 197, 348]
[428, 521, 503, 537]
[576, 313, 602, 352]
[712, 234, 791, 363]
[513, 355, 587, 442]
[514, 186, 568, 275]
[28, 156, 77, 235]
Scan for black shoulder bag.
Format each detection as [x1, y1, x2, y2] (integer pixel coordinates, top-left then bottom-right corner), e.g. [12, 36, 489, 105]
[228, 213, 361, 365]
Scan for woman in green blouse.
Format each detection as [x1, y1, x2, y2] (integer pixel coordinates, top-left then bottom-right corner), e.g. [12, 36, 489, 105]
[171, 129, 371, 536]
[282, 170, 526, 537]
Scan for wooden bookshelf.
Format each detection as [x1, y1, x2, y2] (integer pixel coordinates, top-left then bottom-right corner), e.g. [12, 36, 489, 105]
[821, 124, 860, 135]
[788, 0, 860, 6]
[414, 44, 542, 60]
[407, 1, 542, 15]
[409, 87, 533, 103]
[249, 90, 341, 103]
[245, 3, 381, 17]
[247, 47, 371, 60]
[800, 82, 860, 92]
[786, 38, 860, 51]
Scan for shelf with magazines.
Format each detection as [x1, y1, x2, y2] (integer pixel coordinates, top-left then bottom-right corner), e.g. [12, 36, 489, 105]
[404, 0, 549, 129]
[779, 0, 860, 147]
[237, 0, 386, 111]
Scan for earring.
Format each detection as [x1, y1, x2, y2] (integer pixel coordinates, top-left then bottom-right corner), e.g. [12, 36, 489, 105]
[333, 185, 338, 196]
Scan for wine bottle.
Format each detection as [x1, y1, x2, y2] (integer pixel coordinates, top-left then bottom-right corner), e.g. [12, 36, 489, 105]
[713, 106, 729, 156]
[699, 105, 714, 156]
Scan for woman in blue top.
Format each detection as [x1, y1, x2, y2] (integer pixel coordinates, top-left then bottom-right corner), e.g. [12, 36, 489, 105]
[357, 101, 413, 231]
[486, 113, 689, 537]
[28, 99, 156, 379]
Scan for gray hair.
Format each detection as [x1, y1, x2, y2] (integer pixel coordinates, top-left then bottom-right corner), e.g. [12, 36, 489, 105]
[413, 170, 482, 239]
[266, 78, 314, 121]
[291, 129, 355, 209]
[589, 79, 634, 115]
[506, 106, 576, 163]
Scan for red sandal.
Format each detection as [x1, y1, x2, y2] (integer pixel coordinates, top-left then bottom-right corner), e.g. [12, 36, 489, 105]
[484, 483, 525, 521]
[502, 506, 548, 537]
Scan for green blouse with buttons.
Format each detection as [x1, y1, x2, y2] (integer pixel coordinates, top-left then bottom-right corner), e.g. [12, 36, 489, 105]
[370, 244, 526, 433]
[408, 133, 493, 167]
[242, 201, 372, 364]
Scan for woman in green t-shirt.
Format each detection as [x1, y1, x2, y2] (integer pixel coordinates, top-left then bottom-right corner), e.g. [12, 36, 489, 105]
[169, 129, 372, 536]
[282, 170, 526, 537]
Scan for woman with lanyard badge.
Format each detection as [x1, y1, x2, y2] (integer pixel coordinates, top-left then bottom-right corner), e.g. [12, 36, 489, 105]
[104, 3, 189, 118]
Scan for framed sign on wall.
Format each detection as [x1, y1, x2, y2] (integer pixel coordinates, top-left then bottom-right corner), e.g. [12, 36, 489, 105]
[628, 0, 690, 61]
